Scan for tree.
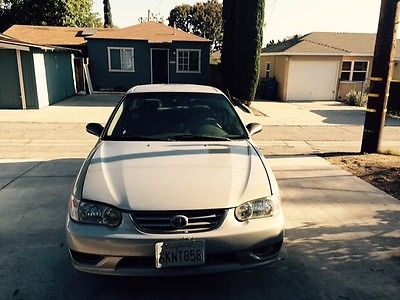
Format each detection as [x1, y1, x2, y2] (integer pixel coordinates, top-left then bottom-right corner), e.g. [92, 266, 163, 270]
[0, 0, 101, 32]
[221, 0, 265, 102]
[191, 0, 223, 49]
[138, 12, 165, 24]
[63, 0, 102, 27]
[168, 1, 223, 50]
[168, 4, 192, 32]
[103, 0, 113, 28]
[266, 34, 299, 47]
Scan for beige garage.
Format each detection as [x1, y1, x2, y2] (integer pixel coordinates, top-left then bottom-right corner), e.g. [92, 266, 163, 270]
[260, 32, 400, 101]
[286, 60, 339, 101]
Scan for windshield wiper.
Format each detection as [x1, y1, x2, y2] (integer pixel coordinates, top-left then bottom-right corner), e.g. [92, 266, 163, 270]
[104, 135, 172, 141]
[226, 135, 248, 140]
[167, 134, 231, 141]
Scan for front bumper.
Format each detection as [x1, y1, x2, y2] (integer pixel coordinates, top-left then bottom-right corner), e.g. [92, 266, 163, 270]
[66, 209, 284, 276]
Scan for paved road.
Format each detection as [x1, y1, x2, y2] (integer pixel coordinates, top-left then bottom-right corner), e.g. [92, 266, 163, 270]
[1, 97, 399, 158]
[0, 157, 399, 299]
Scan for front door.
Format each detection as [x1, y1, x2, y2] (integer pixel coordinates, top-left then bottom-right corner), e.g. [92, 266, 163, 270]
[151, 49, 169, 84]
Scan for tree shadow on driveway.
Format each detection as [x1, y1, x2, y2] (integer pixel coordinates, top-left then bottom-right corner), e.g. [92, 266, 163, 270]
[310, 109, 400, 126]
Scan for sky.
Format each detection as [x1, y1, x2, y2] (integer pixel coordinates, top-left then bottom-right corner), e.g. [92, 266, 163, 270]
[93, 0, 397, 46]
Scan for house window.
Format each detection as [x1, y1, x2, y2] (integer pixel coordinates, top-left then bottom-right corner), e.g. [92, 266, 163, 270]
[108, 47, 135, 72]
[340, 61, 368, 81]
[266, 62, 271, 78]
[176, 49, 201, 73]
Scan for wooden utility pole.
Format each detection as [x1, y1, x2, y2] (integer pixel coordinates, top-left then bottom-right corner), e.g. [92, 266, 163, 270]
[361, 0, 400, 153]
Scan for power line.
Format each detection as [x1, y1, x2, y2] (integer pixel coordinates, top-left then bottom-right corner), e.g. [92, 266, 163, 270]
[265, 0, 278, 28]
[153, 0, 162, 12]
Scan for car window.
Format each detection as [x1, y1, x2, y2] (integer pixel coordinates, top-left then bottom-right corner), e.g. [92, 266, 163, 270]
[105, 92, 247, 141]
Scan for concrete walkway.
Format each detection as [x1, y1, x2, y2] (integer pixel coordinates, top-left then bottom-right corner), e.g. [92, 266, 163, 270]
[0, 156, 398, 299]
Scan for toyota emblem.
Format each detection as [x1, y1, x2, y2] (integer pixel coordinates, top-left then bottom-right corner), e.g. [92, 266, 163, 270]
[170, 215, 189, 229]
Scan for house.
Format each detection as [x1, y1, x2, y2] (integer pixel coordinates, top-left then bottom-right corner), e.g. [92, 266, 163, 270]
[0, 33, 77, 109]
[4, 22, 212, 92]
[85, 22, 211, 91]
[4, 25, 113, 92]
[260, 32, 400, 101]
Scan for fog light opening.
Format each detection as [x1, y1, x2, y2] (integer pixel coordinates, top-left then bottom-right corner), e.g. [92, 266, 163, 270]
[70, 250, 103, 265]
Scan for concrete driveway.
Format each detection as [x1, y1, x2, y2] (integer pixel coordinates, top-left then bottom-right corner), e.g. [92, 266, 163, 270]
[0, 156, 399, 299]
[0, 94, 399, 299]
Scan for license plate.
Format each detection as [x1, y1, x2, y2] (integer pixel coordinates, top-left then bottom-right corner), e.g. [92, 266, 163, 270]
[155, 240, 205, 268]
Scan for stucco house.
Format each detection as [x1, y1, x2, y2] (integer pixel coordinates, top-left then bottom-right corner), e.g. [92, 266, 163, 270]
[0, 33, 76, 109]
[260, 32, 400, 101]
[4, 22, 211, 92]
[85, 22, 211, 91]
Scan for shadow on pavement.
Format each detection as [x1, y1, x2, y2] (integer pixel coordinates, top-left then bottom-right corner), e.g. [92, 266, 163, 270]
[53, 94, 123, 107]
[311, 109, 400, 126]
[0, 158, 399, 299]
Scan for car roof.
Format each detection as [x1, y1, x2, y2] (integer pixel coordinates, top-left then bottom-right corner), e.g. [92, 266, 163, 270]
[126, 84, 225, 95]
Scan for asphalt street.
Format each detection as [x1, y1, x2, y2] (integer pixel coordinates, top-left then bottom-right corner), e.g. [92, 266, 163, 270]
[0, 95, 399, 299]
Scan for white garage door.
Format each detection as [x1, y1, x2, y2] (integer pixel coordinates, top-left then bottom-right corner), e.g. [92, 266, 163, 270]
[286, 60, 339, 101]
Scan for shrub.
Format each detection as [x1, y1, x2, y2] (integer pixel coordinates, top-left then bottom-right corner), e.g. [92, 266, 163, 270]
[344, 89, 368, 107]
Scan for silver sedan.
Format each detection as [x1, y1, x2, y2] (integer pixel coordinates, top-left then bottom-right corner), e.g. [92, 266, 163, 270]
[66, 84, 284, 276]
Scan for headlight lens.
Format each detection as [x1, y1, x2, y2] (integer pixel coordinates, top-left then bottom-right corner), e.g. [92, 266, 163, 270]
[235, 197, 274, 222]
[69, 195, 122, 227]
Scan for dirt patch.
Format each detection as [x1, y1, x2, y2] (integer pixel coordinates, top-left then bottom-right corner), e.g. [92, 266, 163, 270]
[324, 153, 400, 200]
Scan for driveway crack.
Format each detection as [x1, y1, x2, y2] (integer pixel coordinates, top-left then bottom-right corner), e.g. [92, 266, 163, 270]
[0, 161, 44, 191]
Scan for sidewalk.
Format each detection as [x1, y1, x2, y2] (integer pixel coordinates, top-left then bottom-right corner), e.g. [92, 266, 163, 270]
[240, 100, 400, 154]
[0, 93, 121, 124]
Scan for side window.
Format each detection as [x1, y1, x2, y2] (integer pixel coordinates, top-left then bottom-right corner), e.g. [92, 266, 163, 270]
[266, 62, 271, 78]
[340, 61, 352, 81]
[176, 50, 201, 73]
[108, 47, 135, 72]
[340, 61, 368, 81]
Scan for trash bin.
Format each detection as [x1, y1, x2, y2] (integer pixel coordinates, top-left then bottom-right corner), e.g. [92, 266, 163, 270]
[264, 77, 278, 100]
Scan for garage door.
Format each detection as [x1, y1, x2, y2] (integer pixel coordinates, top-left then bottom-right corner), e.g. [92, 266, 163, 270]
[286, 60, 339, 101]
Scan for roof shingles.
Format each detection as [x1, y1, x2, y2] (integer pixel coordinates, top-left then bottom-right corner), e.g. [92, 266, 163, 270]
[3, 22, 210, 46]
[262, 32, 400, 57]
[87, 22, 210, 43]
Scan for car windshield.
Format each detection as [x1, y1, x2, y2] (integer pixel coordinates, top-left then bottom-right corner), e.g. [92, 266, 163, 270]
[104, 92, 248, 141]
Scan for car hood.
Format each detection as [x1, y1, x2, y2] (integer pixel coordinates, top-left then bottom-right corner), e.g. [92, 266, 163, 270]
[82, 141, 271, 211]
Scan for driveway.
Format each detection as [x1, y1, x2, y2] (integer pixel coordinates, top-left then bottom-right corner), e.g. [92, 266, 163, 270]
[0, 156, 399, 299]
[0, 94, 399, 299]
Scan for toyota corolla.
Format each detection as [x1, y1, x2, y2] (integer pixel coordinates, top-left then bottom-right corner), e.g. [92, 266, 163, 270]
[66, 84, 284, 276]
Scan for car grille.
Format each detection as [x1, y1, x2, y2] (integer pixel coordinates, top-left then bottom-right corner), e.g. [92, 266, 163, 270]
[129, 209, 227, 234]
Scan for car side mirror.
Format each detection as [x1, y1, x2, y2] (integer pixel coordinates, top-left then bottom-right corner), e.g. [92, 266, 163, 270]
[246, 123, 263, 136]
[86, 123, 104, 137]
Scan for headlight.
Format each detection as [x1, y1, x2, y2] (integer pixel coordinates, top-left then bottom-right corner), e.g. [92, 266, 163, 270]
[69, 195, 122, 227]
[235, 197, 274, 222]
